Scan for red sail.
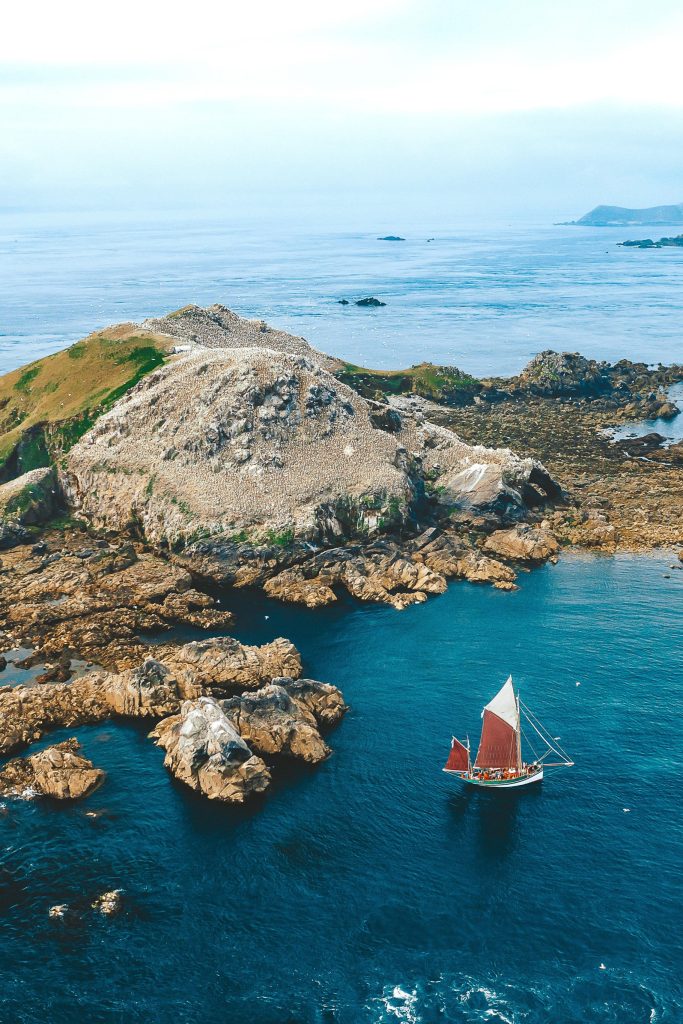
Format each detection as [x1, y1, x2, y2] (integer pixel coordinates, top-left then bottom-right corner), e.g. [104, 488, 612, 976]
[474, 710, 518, 769]
[444, 737, 469, 772]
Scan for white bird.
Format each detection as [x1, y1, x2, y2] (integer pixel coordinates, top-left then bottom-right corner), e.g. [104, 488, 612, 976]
[623, 808, 631, 813]
[599, 963, 606, 970]
[576, 681, 581, 687]
[265, 615, 269, 620]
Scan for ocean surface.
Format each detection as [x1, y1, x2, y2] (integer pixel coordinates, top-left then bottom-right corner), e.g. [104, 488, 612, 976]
[1, 211, 683, 377]
[1, 214, 682, 1022]
[1, 553, 682, 1023]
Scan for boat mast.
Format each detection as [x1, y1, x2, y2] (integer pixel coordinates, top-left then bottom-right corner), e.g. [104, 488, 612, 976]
[515, 691, 523, 774]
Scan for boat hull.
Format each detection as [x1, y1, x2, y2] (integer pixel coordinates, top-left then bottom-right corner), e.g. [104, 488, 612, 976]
[444, 768, 543, 788]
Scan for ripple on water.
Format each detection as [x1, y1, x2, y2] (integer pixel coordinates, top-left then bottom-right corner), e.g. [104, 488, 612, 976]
[0, 553, 681, 1022]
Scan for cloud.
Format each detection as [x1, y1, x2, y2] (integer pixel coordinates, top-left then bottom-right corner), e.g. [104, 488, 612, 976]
[2, 0, 683, 115]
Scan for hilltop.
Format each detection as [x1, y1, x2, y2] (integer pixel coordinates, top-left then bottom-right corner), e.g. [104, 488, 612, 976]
[564, 203, 683, 227]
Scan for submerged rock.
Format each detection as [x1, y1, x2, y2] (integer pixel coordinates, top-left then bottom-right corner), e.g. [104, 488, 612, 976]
[92, 890, 123, 916]
[0, 739, 104, 800]
[152, 696, 271, 802]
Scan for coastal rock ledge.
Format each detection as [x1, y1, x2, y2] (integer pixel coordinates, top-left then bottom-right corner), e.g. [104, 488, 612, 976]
[0, 641, 346, 804]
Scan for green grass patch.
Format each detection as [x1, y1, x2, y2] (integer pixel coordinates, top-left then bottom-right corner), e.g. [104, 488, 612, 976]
[336, 361, 481, 404]
[14, 365, 42, 392]
[0, 328, 172, 479]
[264, 527, 295, 547]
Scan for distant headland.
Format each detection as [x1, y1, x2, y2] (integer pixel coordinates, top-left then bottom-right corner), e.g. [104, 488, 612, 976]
[561, 203, 683, 227]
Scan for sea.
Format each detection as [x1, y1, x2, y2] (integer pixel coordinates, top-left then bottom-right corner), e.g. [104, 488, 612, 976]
[0, 212, 682, 1023]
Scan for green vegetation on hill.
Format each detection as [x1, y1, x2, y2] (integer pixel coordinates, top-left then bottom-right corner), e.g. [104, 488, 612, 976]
[335, 362, 481, 404]
[0, 326, 172, 479]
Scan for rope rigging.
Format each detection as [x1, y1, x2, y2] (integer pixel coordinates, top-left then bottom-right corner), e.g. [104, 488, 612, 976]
[519, 699, 573, 766]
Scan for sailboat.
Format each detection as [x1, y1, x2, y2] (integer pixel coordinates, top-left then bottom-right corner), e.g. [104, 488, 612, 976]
[443, 676, 573, 788]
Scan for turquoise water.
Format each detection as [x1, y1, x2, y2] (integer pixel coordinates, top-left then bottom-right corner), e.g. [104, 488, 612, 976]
[1, 553, 682, 1022]
[2, 212, 683, 376]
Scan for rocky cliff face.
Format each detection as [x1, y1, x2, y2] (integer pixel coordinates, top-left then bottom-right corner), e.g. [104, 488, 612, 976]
[63, 334, 561, 585]
[65, 347, 415, 548]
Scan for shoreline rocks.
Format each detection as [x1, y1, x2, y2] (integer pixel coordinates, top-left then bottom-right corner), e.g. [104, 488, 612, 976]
[151, 696, 272, 803]
[0, 739, 104, 800]
[0, 635, 346, 804]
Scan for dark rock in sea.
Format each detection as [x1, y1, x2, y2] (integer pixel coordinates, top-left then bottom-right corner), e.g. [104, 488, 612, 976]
[337, 299, 350, 305]
[614, 432, 667, 455]
[656, 401, 679, 419]
[377, 236, 405, 241]
[620, 234, 683, 249]
[355, 297, 386, 307]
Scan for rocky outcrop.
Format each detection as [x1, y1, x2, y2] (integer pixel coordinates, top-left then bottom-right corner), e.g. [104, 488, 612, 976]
[220, 684, 332, 763]
[0, 533, 234, 668]
[65, 348, 415, 551]
[404, 418, 563, 520]
[103, 659, 182, 717]
[483, 525, 559, 562]
[0, 467, 61, 549]
[0, 637, 345, 804]
[276, 677, 347, 727]
[0, 677, 111, 757]
[0, 661, 180, 757]
[141, 303, 338, 369]
[151, 696, 271, 802]
[263, 542, 447, 610]
[0, 637, 300, 757]
[159, 636, 302, 695]
[0, 739, 104, 800]
[513, 351, 611, 398]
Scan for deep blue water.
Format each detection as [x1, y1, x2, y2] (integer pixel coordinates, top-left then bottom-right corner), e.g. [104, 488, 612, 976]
[1, 553, 682, 1023]
[2, 211, 683, 377]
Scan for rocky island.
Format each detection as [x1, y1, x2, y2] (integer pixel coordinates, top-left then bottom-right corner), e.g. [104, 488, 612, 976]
[1, 305, 681, 806]
[564, 202, 683, 226]
[619, 234, 683, 249]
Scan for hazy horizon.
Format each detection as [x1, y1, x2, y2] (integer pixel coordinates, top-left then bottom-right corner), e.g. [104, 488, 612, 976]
[3, 1, 683, 226]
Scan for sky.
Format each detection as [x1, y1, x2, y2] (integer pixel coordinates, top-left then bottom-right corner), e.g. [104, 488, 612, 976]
[2, 0, 683, 224]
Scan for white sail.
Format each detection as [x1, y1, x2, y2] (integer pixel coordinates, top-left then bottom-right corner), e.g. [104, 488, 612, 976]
[482, 675, 518, 731]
